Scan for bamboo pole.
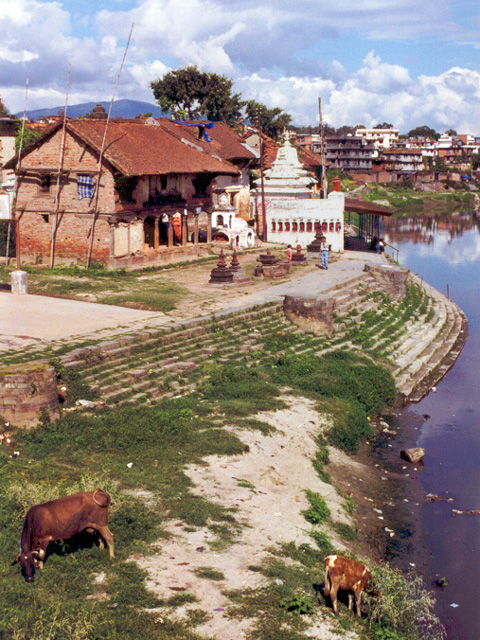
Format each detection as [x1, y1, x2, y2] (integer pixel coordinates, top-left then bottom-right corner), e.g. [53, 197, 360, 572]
[86, 23, 134, 269]
[50, 65, 70, 268]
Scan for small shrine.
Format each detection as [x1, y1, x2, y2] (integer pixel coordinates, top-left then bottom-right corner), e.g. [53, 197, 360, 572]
[291, 244, 307, 264]
[212, 192, 255, 248]
[208, 249, 234, 285]
[229, 250, 250, 284]
[253, 250, 290, 279]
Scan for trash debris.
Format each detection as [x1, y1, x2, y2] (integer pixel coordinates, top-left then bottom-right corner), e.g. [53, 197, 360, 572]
[426, 493, 454, 503]
[452, 509, 480, 516]
[126, 462, 133, 468]
[449, 603, 459, 608]
[76, 399, 95, 408]
[433, 576, 448, 589]
[401, 448, 425, 464]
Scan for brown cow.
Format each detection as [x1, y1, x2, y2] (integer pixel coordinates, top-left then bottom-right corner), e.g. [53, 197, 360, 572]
[323, 555, 371, 617]
[12, 488, 114, 582]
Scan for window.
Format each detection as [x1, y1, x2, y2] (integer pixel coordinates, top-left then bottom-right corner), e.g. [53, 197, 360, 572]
[285, 222, 290, 231]
[38, 174, 51, 194]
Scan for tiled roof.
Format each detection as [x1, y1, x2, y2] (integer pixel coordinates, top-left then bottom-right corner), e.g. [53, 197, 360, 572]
[7, 118, 239, 177]
[168, 121, 256, 163]
[344, 197, 392, 216]
[67, 119, 239, 176]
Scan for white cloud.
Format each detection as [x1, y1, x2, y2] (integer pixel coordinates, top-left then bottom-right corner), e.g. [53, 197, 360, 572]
[0, 0, 478, 136]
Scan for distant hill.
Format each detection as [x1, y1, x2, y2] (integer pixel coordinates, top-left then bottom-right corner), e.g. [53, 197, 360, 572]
[17, 99, 168, 121]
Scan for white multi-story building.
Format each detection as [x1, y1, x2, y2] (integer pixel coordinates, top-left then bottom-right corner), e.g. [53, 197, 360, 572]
[355, 127, 400, 149]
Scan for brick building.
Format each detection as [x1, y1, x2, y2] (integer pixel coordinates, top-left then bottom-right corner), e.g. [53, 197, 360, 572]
[6, 114, 252, 268]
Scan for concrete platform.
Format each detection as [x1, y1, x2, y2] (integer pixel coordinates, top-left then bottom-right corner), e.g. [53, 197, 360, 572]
[0, 251, 385, 353]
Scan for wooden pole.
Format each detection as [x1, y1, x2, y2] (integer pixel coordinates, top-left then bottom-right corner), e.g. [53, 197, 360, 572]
[86, 23, 134, 269]
[256, 108, 267, 241]
[14, 78, 29, 270]
[50, 65, 70, 268]
[318, 97, 328, 199]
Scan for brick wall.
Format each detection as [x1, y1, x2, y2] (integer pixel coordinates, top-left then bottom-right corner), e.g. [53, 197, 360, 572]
[16, 129, 115, 264]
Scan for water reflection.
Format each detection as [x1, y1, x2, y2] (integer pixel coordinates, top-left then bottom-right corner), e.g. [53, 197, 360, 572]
[384, 210, 480, 260]
[384, 206, 480, 640]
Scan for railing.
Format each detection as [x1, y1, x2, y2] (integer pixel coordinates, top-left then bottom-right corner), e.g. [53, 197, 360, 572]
[345, 222, 399, 263]
[384, 241, 399, 264]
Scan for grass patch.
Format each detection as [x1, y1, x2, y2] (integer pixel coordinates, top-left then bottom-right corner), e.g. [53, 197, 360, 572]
[302, 490, 330, 524]
[194, 566, 226, 581]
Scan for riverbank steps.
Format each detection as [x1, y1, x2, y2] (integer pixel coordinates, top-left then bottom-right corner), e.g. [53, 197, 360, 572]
[13, 268, 465, 410]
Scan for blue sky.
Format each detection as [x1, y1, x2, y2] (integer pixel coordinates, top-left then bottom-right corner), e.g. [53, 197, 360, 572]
[1, 0, 479, 133]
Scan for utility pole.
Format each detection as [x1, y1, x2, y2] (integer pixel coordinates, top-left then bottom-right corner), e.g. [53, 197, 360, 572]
[318, 97, 328, 199]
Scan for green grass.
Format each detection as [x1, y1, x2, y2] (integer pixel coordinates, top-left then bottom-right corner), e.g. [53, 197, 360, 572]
[0, 264, 443, 639]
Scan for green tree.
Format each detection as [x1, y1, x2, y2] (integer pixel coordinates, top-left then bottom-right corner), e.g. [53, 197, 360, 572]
[15, 121, 41, 153]
[0, 96, 8, 116]
[244, 100, 291, 140]
[150, 66, 243, 126]
[446, 128, 457, 136]
[408, 125, 439, 140]
[337, 125, 358, 136]
[375, 122, 394, 128]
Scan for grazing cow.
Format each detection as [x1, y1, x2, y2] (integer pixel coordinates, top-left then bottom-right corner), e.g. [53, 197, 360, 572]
[12, 488, 114, 582]
[323, 555, 371, 617]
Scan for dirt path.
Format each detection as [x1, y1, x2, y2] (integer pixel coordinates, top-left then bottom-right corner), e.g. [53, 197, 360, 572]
[135, 396, 383, 639]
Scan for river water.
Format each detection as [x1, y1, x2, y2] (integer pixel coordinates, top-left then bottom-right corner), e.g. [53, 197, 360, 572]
[383, 210, 480, 640]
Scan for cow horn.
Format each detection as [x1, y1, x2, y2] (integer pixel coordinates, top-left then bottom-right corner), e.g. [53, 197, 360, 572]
[31, 550, 40, 557]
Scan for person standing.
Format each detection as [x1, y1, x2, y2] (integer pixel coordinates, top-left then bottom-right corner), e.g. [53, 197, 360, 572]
[320, 236, 329, 269]
[286, 244, 293, 263]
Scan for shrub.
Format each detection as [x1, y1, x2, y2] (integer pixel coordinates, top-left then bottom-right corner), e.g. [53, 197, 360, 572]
[325, 397, 373, 453]
[279, 593, 315, 614]
[302, 490, 330, 524]
[363, 566, 446, 640]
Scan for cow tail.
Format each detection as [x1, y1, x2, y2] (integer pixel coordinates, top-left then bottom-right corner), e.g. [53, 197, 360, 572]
[93, 488, 111, 507]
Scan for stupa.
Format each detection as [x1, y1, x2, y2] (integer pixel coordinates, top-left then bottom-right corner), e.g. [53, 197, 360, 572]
[256, 132, 316, 198]
[252, 133, 345, 252]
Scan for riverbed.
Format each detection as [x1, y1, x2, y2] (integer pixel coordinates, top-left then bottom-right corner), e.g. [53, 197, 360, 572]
[384, 211, 480, 640]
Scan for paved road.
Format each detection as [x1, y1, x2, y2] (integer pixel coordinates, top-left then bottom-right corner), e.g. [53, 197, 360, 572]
[0, 250, 384, 353]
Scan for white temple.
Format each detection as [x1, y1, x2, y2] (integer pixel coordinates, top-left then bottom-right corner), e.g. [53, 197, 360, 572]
[253, 134, 345, 252]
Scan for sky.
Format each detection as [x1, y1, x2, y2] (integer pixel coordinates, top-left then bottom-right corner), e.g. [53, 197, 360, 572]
[1, 0, 479, 134]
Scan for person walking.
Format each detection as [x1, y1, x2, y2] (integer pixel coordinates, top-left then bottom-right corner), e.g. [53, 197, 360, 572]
[320, 236, 329, 270]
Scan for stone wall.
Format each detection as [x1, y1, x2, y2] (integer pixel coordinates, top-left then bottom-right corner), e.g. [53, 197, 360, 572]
[0, 364, 60, 428]
[283, 294, 335, 335]
[364, 263, 409, 300]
